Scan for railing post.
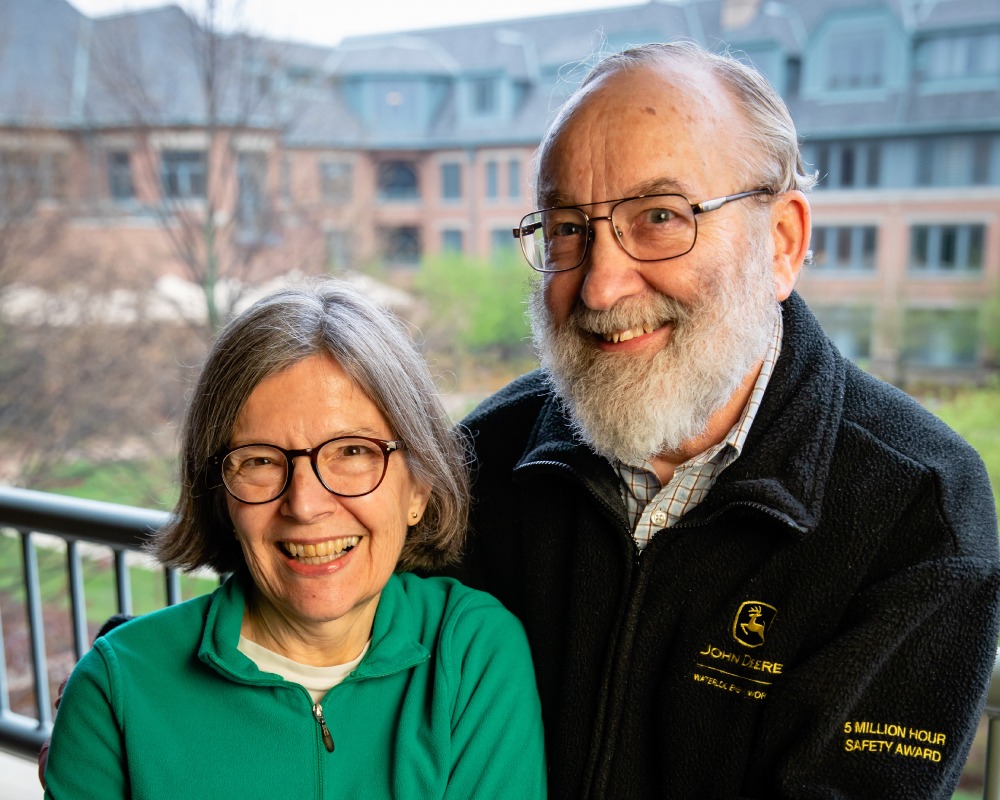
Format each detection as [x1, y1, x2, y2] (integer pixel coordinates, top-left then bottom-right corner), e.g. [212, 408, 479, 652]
[20, 532, 52, 726]
[67, 540, 89, 661]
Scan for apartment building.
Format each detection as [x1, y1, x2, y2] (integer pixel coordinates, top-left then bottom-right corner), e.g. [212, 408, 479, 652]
[0, 0, 997, 381]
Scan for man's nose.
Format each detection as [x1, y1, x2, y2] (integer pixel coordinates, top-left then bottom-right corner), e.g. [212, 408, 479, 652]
[579, 217, 646, 311]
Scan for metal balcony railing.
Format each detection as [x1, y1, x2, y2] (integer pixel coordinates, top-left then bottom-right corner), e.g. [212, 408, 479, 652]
[1, 484, 999, 797]
[0, 485, 171, 756]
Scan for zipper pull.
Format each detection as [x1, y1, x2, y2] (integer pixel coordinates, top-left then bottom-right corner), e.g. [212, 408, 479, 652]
[312, 703, 335, 753]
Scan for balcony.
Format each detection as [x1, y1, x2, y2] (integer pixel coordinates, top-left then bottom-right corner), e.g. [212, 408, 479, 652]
[1, 485, 999, 798]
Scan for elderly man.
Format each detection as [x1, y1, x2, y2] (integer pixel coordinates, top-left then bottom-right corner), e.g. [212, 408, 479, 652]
[457, 41, 1000, 799]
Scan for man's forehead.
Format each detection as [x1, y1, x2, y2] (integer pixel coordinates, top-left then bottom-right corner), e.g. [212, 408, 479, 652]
[534, 63, 738, 208]
[535, 175, 697, 210]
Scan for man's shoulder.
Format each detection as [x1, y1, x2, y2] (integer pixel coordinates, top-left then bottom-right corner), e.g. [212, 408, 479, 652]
[461, 369, 552, 432]
[840, 361, 980, 470]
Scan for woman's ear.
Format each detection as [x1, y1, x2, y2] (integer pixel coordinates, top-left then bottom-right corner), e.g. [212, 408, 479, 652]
[407, 482, 431, 527]
[769, 190, 811, 301]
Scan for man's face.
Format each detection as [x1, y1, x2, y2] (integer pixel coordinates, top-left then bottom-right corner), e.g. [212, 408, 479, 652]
[530, 62, 782, 464]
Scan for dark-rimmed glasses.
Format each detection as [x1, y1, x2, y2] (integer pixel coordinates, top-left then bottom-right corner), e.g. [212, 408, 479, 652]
[214, 436, 405, 505]
[512, 189, 772, 273]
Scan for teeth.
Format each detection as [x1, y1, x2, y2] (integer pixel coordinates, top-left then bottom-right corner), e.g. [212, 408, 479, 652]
[283, 537, 360, 565]
[603, 325, 654, 344]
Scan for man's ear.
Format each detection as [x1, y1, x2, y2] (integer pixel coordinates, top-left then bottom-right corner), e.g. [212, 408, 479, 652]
[770, 190, 811, 301]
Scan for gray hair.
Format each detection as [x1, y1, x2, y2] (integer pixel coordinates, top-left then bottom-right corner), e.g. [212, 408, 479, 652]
[538, 40, 816, 202]
[152, 280, 470, 574]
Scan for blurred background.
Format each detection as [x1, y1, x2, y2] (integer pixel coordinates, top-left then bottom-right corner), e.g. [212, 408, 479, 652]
[0, 0, 997, 796]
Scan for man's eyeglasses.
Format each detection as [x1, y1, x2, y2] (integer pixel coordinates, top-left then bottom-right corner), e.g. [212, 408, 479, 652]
[512, 189, 772, 273]
[214, 436, 405, 505]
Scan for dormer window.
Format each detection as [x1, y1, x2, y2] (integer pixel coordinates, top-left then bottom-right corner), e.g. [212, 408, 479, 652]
[827, 30, 885, 89]
[472, 77, 497, 115]
[915, 32, 1000, 81]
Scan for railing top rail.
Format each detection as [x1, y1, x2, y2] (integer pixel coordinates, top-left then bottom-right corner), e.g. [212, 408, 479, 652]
[0, 485, 170, 549]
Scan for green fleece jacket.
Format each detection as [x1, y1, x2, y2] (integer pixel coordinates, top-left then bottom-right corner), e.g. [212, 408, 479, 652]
[44, 572, 546, 799]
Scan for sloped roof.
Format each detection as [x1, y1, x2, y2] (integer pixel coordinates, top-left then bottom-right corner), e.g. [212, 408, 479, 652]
[0, 0, 85, 125]
[1, 0, 998, 147]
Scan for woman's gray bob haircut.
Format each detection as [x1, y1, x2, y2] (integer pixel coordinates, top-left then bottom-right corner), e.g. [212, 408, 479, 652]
[544, 40, 816, 197]
[152, 279, 470, 574]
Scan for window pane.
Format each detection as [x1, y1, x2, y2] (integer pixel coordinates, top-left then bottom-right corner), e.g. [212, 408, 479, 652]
[108, 151, 133, 200]
[836, 228, 852, 264]
[861, 227, 877, 269]
[840, 147, 855, 187]
[508, 159, 520, 200]
[966, 226, 984, 270]
[865, 143, 881, 187]
[441, 163, 461, 200]
[812, 227, 827, 267]
[378, 161, 418, 200]
[485, 161, 498, 199]
[940, 226, 957, 268]
[911, 227, 929, 270]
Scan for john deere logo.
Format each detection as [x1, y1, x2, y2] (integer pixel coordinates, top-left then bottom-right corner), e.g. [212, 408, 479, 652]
[733, 601, 777, 649]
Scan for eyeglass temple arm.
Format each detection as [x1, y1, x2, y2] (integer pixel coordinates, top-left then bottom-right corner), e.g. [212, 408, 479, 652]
[512, 222, 542, 239]
[693, 188, 773, 215]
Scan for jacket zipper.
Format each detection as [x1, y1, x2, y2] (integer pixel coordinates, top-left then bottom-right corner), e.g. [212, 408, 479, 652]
[312, 703, 335, 752]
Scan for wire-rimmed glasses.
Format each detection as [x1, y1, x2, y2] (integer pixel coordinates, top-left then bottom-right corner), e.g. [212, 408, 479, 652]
[512, 188, 771, 273]
[214, 436, 405, 505]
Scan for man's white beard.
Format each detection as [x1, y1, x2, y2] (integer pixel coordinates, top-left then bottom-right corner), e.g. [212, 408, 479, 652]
[530, 231, 779, 465]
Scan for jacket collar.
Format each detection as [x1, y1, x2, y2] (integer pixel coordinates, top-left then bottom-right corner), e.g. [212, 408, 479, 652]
[198, 572, 428, 685]
[513, 293, 844, 538]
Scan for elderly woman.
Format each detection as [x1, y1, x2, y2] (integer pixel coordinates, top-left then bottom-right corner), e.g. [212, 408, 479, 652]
[42, 281, 546, 799]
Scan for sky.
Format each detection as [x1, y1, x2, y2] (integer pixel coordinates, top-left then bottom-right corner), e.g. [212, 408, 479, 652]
[68, 0, 648, 47]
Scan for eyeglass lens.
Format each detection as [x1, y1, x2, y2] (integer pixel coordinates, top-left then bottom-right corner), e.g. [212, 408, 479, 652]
[518, 194, 698, 272]
[221, 437, 391, 503]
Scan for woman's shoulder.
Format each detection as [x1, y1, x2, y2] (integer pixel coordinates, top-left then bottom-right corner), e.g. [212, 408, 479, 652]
[391, 572, 528, 648]
[91, 590, 217, 662]
[393, 572, 512, 615]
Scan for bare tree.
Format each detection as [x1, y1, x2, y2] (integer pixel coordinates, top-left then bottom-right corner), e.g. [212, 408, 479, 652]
[86, 0, 285, 334]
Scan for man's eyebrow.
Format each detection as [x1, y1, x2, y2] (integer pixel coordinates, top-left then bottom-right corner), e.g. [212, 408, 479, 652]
[630, 177, 692, 197]
[536, 177, 694, 209]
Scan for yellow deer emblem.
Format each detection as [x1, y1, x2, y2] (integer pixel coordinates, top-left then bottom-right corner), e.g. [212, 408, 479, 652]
[732, 601, 777, 648]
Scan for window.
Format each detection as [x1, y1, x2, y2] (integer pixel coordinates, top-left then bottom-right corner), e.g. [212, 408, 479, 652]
[379, 226, 421, 266]
[441, 229, 464, 253]
[910, 224, 985, 273]
[808, 142, 881, 189]
[237, 152, 268, 234]
[107, 151, 133, 201]
[485, 161, 498, 200]
[441, 163, 461, 200]
[508, 159, 521, 200]
[377, 161, 418, 201]
[916, 136, 993, 187]
[319, 161, 353, 203]
[915, 32, 1000, 81]
[903, 308, 978, 367]
[160, 150, 207, 199]
[472, 77, 497, 114]
[812, 306, 873, 362]
[826, 30, 885, 89]
[811, 226, 877, 271]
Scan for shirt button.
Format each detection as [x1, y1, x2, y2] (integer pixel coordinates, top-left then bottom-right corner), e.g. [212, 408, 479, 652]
[651, 510, 667, 527]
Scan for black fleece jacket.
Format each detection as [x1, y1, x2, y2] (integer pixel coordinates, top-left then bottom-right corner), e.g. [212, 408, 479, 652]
[456, 292, 1000, 800]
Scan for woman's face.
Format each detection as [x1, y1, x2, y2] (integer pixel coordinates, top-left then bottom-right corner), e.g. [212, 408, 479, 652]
[226, 353, 428, 647]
